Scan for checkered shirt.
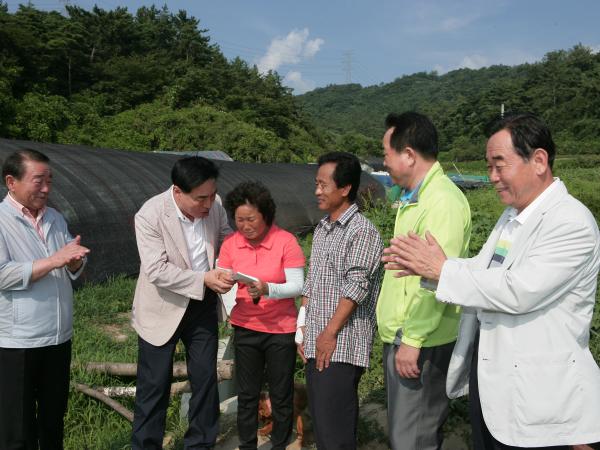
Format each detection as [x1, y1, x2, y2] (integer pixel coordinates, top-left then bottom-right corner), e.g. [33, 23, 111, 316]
[302, 203, 383, 367]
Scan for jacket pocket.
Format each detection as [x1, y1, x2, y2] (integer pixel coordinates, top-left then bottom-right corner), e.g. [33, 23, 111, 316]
[513, 351, 582, 426]
[12, 292, 57, 339]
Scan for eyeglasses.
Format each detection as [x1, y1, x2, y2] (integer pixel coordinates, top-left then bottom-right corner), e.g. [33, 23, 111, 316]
[315, 181, 334, 192]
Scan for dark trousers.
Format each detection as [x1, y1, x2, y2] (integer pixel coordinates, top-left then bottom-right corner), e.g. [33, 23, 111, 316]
[383, 341, 454, 450]
[233, 326, 296, 450]
[131, 292, 219, 450]
[0, 340, 71, 450]
[469, 331, 569, 450]
[305, 359, 364, 450]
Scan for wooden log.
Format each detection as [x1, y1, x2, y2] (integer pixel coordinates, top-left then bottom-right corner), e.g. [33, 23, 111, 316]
[97, 386, 137, 397]
[73, 382, 134, 422]
[83, 359, 234, 380]
[98, 381, 192, 398]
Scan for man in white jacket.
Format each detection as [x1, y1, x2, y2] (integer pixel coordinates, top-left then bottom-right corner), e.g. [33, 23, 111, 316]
[383, 113, 600, 450]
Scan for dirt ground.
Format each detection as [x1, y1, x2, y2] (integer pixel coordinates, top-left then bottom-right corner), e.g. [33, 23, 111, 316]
[214, 401, 469, 450]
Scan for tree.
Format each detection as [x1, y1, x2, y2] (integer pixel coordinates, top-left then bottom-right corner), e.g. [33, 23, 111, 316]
[14, 93, 71, 142]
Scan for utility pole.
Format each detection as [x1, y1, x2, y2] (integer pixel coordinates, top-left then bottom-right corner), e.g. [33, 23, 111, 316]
[342, 51, 353, 84]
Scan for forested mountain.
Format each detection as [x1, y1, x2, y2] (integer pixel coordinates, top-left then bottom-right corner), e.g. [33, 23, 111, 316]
[2, 3, 599, 162]
[0, 3, 336, 162]
[299, 45, 600, 160]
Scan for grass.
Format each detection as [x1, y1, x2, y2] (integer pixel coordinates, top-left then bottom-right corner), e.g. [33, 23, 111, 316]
[66, 276, 188, 449]
[63, 160, 600, 449]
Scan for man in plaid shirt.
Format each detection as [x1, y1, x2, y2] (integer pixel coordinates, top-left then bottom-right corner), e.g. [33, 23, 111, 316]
[297, 151, 383, 449]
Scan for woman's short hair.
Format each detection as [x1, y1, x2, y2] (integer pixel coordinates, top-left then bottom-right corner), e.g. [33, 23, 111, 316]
[224, 181, 276, 226]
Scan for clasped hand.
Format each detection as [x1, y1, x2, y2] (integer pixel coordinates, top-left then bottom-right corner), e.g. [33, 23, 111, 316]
[247, 280, 267, 300]
[52, 235, 90, 271]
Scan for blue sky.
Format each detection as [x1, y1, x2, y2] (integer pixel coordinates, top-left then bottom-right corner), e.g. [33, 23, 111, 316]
[6, 0, 600, 94]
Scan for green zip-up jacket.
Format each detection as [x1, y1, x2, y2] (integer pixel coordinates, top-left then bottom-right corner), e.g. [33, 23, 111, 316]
[377, 162, 471, 347]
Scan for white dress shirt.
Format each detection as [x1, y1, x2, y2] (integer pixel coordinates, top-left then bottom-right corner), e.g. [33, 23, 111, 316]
[171, 187, 210, 274]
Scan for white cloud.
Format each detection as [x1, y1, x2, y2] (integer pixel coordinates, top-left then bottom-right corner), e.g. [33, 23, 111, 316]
[303, 37, 324, 59]
[433, 64, 446, 74]
[459, 54, 488, 69]
[257, 28, 324, 74]
[432, 54, 487, 74]
[440, 15, 479, 32]
[431, 48, 540, 74]
[405, 1, 490, 34]
[591, 44, 600, 54]
[283, 71, 316, 95]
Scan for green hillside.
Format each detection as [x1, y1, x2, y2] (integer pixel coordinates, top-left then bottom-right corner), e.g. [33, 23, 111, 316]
[2, 3, 599, 162]
[299, 45, 600, 160]
[0, 3, 333, 161]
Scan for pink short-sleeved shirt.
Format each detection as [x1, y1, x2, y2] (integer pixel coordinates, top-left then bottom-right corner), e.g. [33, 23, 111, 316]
[217, 224, 305, 333]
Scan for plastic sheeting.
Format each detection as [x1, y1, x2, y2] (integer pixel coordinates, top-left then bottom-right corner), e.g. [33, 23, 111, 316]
[0, 139, 384, 284]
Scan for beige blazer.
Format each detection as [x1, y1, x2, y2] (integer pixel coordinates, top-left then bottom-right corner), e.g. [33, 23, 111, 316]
[439, 181, 600, 447]
[131, 189, 232, 346]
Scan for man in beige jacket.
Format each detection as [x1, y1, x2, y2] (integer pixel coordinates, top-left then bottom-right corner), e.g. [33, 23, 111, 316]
[131, 156, 233, 449]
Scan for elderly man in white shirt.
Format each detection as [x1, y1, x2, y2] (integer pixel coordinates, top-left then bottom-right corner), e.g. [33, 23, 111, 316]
[0, 149, 89, 449]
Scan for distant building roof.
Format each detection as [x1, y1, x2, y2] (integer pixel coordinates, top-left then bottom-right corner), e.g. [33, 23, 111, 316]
[152, 150, 233, 161]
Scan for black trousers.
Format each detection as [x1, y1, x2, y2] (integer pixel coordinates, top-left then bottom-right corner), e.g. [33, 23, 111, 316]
[469, 330, 569, 450]
[131, 292, 219, 450]
[305, 359, 364, 450]
[0, 340, 71, 450]
[233, 326, 296, 450]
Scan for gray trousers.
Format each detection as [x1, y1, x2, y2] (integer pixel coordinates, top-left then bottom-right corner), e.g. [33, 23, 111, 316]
[383, 340, 455, 450]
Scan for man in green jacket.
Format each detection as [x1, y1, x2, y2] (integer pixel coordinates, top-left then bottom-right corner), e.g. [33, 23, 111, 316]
[377, 112, 471, 450]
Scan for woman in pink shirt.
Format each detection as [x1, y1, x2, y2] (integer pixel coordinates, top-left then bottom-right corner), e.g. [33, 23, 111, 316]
[218, 181, 305, 450]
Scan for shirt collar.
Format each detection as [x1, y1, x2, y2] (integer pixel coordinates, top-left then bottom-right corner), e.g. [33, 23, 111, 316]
[399, 161, 443, 206]
[320, 203, 358, 230]
[508, 178, 560, 225]
[170, 186, 201, 224]
[400, 181, 422, 206]
[235, 224, 278, 250]
[5, 192, 46, 221]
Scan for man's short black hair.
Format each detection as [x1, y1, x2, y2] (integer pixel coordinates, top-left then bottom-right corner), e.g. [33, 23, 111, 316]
[488, 113, 556, 170]
[317, 151, 361, 202]
[171, 156, 219, 193]
[2, 149, 50, 182]
[384, 112, 439, 160]
[224, 181, 276, 226]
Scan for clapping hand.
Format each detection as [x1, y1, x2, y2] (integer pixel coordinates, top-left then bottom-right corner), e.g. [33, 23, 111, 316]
[382, 231, 446, 281]
[54, 235, 90, 271]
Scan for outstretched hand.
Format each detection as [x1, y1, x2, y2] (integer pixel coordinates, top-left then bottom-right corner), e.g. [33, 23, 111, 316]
[382, 231, 447, 281]
[205, 269, 235, 294]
